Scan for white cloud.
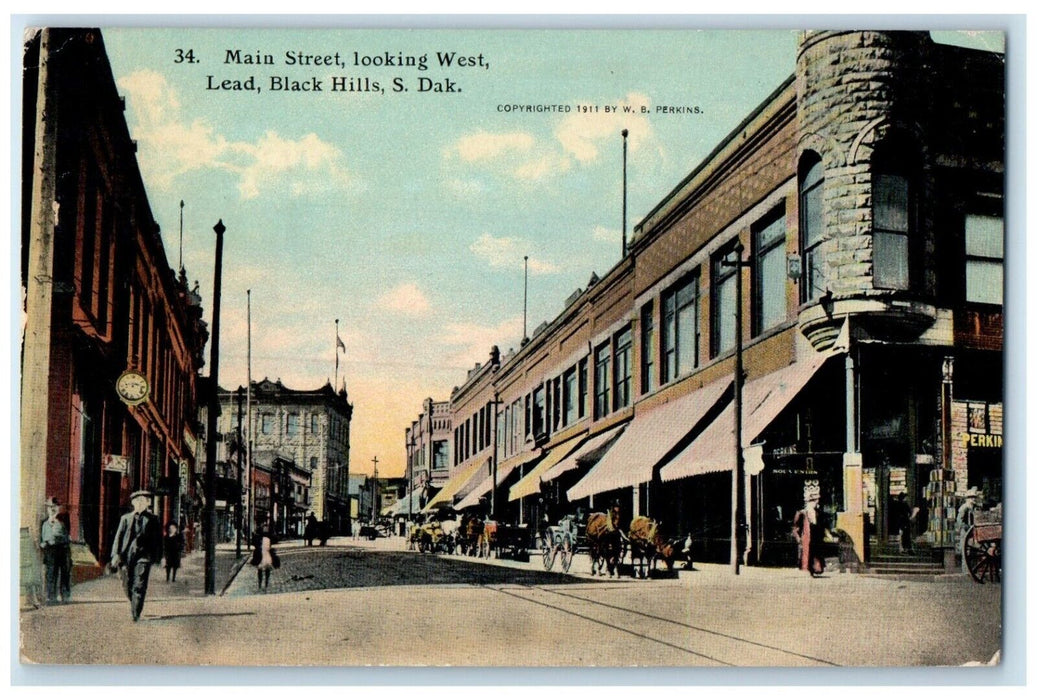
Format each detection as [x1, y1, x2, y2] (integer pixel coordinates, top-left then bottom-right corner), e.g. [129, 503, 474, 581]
[376, 283, 431, 316]
[469, 233, 558, 275]
[118, 69, 352, 200]
[449, 131, 535, 162]
[437, 316, 524, 368]
[592, 225, 621, 244]
[555, 92, 655, 163]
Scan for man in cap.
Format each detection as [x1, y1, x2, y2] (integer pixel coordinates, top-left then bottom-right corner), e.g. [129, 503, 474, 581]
[40, 497, 72, 604]
[110, 490, 163, 621]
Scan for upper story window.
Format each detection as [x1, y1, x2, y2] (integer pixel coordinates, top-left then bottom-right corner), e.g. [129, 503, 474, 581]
[613, 326, 632, 411]
[711, 242, 739, 358]
[261, 413, 273, 435]
[752, 208, 787, 336]
[965, 212, 1004, 306]
[873, 173, 912, 290]
[532, 386, 546, 438]
[310, 414, 319, 434]
[661, 273, 700, 384]
[594, 342, 611, 420]
[640, 302, 655, 395]
[872, 139, 919, 291]
[799, 153, 825, 302]
[563, 366, 578, 427]
[578, 358, 588, 419]
[286, 413, 299, 437]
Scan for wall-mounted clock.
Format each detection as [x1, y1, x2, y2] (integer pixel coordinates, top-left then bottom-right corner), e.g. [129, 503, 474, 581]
[116, 370, 150, 406]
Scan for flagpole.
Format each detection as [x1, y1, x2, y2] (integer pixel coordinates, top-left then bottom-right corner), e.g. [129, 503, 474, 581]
[335, 318, 340, 391]
[246, 289, 253, 540]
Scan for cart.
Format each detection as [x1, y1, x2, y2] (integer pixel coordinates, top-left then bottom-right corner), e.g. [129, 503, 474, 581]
[538, 515, 582, 573]
[962, 509, 1001, 584]
[492, 522, 530, 561]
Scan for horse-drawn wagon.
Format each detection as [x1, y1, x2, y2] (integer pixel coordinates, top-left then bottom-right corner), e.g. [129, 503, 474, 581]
[538, 514, 582, 572]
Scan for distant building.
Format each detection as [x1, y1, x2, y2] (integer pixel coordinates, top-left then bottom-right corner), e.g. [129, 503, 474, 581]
[215, 378, 353, 536]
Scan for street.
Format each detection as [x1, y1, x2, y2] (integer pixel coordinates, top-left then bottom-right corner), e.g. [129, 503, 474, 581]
[19, 536, 1001, 668]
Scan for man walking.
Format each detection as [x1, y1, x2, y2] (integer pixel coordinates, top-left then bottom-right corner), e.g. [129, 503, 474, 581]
[110, 490, 163, 621]
[40, 497, 72, 604]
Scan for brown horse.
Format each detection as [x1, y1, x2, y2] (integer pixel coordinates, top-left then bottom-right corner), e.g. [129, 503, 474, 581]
[628, 516, 677, 578]
[586, 511, 624, 577]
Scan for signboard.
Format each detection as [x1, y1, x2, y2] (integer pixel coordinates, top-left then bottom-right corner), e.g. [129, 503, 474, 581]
[103, 454, 128, 474]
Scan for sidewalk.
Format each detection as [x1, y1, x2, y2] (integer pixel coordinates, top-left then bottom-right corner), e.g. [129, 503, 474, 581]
[68, 542, 248, 602]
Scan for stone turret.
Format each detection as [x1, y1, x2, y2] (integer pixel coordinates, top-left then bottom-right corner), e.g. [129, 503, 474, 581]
[796, 31, 939, 347]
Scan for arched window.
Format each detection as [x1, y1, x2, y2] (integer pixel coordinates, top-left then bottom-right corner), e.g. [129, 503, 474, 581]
[872, 138, 919, 291]
[799, 153, 825, 302]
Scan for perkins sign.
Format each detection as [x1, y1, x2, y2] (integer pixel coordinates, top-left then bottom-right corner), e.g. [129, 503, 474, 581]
[962, 433, 1003, 449]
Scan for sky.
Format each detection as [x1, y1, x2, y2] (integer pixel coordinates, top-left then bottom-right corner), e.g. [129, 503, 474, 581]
[97, 26, 1000, 479]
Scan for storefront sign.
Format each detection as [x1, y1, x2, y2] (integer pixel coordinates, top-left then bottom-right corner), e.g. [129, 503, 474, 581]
[961, 433, 1003, 449]
[103, 454, 128, 474]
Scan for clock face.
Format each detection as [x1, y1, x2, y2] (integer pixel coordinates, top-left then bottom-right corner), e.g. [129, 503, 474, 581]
[116, 371, 149, 405]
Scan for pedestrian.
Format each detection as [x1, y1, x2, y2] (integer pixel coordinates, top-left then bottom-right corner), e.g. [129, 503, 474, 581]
[110, 490, 163, 621]
[163, 522, 184, 582]
[40, 497, 72, 604]
[792, 483, 825, 577]
[894, 493, 913, 553]
[956, 487, 981, 570]
[251, 522, 278, 590]
[304, 512, 319, 546]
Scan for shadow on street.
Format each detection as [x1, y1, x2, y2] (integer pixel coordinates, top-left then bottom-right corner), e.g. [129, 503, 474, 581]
[227, 544, 594, 596]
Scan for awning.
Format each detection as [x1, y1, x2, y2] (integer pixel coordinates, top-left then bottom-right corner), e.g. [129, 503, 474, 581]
[540, 423, 627, 483]
[567, 376, 732, 501]
[388, 489, 423, 516]
[454, 455, 535, 511]
[661, 351, 834, 481]
[422, 458, 487, 512]
[508, 434, 586, 502]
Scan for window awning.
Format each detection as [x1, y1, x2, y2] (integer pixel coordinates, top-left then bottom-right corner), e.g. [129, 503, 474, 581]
[508, 434, 586, 502]
[567, 376, 732, 502]
[661, 351, 834, 482]
[454, 455, 535, 510]
[388, 489, 423, 516]
[422, 458, 487, 512]
[539, 423, 627, 483]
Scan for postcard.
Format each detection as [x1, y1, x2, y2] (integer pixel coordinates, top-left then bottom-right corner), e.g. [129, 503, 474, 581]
[17, 24, 1006, 670]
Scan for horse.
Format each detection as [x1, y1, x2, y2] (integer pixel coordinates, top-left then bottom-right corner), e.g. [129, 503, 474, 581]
[478, 520, 498, 558]
[627, 516, 678, 578]
[457, 513, 484, 556]
[586, 511, 624, 577]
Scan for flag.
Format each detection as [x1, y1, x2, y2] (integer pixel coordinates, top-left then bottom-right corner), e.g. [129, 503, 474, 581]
[336, 334, 346, 353]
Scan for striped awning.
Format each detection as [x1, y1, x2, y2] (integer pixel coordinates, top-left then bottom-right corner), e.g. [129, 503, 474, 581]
[422, 458, 487, 512]
[508, 434, 586, 502]
[454, 455, 535, 511]
[539, 423, 627, 484]
[567, 375, 732, 501]
[661, 351, 835, 481]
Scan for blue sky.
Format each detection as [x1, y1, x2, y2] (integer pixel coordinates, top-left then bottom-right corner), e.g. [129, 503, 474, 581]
[99, 27, 997, 478]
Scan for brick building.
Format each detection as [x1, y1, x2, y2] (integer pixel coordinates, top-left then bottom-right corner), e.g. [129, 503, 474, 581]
[20, 28, 209, 590]
[414, 31, 1003, 570]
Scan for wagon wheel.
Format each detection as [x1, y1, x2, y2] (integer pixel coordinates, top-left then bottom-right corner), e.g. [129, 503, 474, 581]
[963, 526, 1001, 584]
[559, 534, 574, 573]
[540, 534, 555, 570]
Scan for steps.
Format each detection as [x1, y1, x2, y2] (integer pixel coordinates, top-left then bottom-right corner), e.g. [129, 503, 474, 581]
[864, 539, 948, 577]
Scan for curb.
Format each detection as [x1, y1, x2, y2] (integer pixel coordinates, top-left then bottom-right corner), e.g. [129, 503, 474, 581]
[220, 555, 250, 596]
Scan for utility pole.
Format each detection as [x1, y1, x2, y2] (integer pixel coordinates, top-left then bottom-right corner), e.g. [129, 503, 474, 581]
[246, 289, 253, 540]
[235, 386, 244, 558]
[371, 456, 380, 523]
[723, 239, 750, 575]
[522, 255, 529, 344]
[204, 219, 226, 595]
[621, 128, 629, 258]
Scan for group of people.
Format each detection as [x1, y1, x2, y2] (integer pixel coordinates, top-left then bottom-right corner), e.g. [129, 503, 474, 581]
[41, 490, 185, 619]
